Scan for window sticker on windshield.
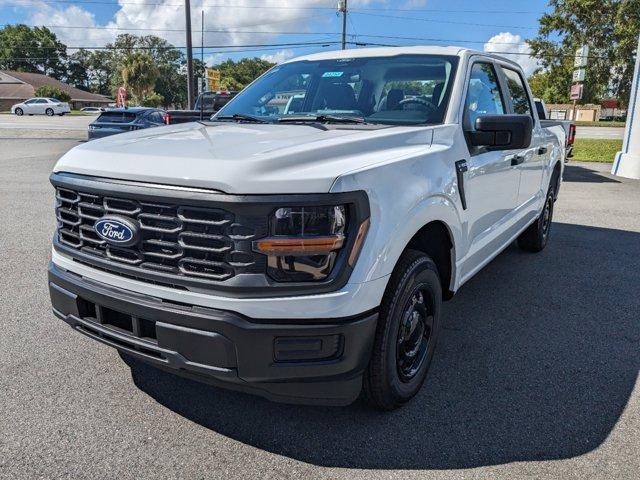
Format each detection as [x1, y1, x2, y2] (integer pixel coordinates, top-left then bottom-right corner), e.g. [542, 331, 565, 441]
[322, 71, 344, 78]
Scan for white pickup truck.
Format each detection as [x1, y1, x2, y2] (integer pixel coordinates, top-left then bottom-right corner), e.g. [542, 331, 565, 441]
[49, 46, 565, 410]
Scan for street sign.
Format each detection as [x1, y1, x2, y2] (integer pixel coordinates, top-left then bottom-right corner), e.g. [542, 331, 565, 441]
[117, 86, 127, 107]
[574, 45, 589, 68]
[206, 69, 221, 91]
[573, 68, 586, 82]
[570, 83, 584, 100]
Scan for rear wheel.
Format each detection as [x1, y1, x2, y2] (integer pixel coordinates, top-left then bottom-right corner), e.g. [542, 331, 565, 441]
[363, 249, 442, 410]
[45, 108, 54, 116]
[517, 184, 555, 252]
[14, 108, 23, 116]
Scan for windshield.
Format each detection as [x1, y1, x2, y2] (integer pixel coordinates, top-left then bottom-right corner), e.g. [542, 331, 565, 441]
[216, 54, 459, 126]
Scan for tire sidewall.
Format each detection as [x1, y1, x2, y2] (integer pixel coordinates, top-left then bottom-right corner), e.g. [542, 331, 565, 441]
[46, 108, 54, 116]
[15, 108, 23, 116]
[538, 187, 555, 248]
[382, 258, 442, 401]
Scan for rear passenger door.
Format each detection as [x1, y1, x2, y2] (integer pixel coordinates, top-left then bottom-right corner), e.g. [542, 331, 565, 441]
[498, 66, 544, 207]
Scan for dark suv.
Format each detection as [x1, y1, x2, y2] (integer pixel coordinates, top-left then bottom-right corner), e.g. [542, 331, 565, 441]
[88, 107, 166, 140]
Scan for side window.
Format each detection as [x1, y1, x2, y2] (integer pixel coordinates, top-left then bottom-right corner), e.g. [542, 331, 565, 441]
[36, 99, 48, 104]
[502, 68, 533, 117]
[464, 62, 505, 130]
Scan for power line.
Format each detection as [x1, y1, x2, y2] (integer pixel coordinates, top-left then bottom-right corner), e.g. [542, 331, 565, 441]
[351, 12, 539, 30]
[1, 0, 542, 13]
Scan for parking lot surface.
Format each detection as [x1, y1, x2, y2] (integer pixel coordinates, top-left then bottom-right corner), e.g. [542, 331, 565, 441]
[0, 126, 638, 480]
[576, 126, 625, 139]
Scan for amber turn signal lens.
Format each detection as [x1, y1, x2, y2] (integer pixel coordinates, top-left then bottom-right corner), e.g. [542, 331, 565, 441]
[348, 218, 370, 266]
[254, 235, 345, 256]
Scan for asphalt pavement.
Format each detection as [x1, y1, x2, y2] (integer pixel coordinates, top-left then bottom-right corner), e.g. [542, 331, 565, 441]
[576, 126, 625, 139]
[0, 125, 638, 480]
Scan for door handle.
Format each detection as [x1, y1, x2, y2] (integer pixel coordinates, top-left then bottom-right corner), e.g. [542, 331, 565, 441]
[511, 155, 525, 166]
[538, 146, 548, 155]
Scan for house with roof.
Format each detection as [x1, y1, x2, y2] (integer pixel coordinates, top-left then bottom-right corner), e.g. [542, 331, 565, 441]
[0, 70, 112, 111]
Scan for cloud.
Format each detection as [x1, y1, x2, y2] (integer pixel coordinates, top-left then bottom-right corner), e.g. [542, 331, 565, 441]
[260, 49, 295, 64]
[483, 32, 540, 77]
[8, 0, 392, 64]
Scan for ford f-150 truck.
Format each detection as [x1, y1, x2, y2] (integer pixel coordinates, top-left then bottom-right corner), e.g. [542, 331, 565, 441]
[48, 46, 565, 410]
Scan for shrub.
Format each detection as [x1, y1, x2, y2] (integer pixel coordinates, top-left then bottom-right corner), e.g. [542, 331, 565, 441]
[34, 85, 71, 103]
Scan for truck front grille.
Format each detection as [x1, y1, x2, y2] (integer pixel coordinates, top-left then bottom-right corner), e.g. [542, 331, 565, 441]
[55, 187, 264, 283]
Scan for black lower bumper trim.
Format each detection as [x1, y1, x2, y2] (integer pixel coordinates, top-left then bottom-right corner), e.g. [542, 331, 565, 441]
[48, 262, 378, 406]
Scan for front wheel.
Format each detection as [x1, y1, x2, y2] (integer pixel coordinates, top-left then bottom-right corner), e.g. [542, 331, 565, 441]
[517, 184, 555, 252]
[363, 249, 442, 410]
[14, 108, 23, 116]
[45, 108, 54, 116]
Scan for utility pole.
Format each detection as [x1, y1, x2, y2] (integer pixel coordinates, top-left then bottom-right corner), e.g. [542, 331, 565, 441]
[339, 0, 348, 50]
[612, 32, 640, 179]
[184, 0, 194, 109]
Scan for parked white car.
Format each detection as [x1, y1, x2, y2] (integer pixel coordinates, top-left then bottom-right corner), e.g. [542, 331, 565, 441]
[11, 97, 71, 116]
[49, 46, 566, 410]
[80, 107, 104, 114]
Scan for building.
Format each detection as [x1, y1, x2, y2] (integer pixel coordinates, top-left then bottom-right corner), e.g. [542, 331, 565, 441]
[0, 70, 112, 111]
[545, 103, 602, 122]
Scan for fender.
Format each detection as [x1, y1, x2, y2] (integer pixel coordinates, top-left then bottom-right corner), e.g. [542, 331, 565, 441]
[332, 154, 465, 292]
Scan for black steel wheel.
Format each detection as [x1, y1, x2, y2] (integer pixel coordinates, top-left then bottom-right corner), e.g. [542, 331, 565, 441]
[518, 183, 555, 252]
[363, 249, 442, 410]
[396, 287, 435, 382]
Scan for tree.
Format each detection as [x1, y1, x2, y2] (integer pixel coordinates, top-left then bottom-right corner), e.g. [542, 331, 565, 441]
[34, 85, 71, 102]
[0, 25, 67, 78]
[528, 0, 640, 106]
[104, 34, 189, 107]
[528, 71, 572, 104]
[66, 49, 92, 90]
[214, 58, 275, 91]
[121, 51, 160, 104]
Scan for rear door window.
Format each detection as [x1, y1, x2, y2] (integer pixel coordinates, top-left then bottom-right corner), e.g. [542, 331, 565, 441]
[502, 68, 533, 117]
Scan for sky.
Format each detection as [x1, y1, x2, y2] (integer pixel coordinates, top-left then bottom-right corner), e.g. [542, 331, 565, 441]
[0, 0, 553, 75]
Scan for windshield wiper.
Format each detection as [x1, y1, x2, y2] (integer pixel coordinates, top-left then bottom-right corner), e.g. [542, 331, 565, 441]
[213, 113, 271, 123]
[278, 114, 367, 125]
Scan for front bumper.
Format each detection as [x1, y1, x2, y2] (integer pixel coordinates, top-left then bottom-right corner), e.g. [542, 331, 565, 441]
[49, 262, 378, 405]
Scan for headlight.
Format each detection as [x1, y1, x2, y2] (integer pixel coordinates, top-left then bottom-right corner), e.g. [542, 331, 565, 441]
[253, 205, 349, 282]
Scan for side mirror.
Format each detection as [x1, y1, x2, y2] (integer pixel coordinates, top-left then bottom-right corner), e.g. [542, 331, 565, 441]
[468, 114, 533, 150]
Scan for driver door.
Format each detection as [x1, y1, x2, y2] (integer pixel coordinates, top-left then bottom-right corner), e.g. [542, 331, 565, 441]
[33, 98, 48, 114]
[460, 60, 521, 277]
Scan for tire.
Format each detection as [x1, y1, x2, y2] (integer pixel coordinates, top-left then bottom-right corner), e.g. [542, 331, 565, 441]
[14, 108, 23, 116]
[363, 249, 442, 410]
[517, 183, 555, 253]
[45, 108, 54, 116]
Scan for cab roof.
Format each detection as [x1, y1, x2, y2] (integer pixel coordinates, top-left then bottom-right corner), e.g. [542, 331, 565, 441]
[285, 45, 522, 70]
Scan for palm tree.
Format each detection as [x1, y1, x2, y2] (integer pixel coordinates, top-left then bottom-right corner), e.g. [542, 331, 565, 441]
[121, 52, 160, 103]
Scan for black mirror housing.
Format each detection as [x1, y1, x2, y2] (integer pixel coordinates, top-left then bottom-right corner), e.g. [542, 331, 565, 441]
[469, 114, 533, 150]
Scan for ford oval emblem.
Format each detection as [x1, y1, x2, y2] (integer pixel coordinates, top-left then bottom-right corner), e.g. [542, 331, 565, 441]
[94, 216, 139, 246]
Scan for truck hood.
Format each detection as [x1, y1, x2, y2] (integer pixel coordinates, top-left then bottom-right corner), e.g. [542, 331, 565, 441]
[54, 122, 433, 193]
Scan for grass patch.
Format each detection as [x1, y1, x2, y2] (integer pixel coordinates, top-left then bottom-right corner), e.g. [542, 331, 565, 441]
[574, 120, 626, 127]
[571, 139, 622, 163]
